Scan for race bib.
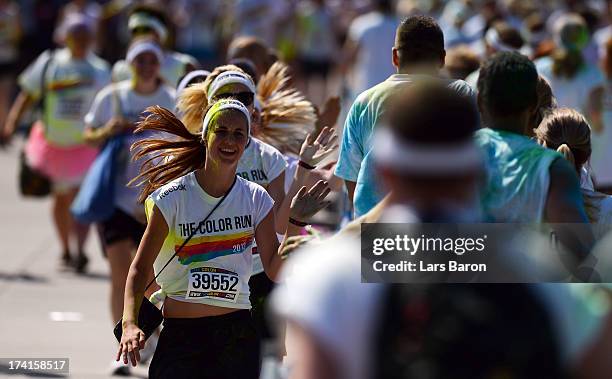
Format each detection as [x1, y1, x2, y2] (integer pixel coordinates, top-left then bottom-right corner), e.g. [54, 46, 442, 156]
[186, 267, 240, 303]
[56, 96, 85, 119]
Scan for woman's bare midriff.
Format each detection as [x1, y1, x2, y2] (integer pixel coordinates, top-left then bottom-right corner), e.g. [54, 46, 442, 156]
[162, 297, 241, 318]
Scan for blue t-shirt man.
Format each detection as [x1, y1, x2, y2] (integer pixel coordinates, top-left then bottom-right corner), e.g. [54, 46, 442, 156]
[335, 74, 473, 217]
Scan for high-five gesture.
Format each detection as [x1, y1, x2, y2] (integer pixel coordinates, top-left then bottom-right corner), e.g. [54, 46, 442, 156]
[299, 126, 338, 167]
[290, 180, 331, 222]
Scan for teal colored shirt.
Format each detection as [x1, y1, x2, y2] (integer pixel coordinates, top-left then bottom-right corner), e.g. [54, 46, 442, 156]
[335, 74, 474, 217]
[475, 128, 562, 222]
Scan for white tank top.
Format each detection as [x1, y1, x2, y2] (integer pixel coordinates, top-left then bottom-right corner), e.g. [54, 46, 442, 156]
[145, 172, 274, 309]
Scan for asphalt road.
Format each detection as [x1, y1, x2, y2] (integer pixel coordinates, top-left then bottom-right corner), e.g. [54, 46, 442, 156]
[0, 140, 148, 378]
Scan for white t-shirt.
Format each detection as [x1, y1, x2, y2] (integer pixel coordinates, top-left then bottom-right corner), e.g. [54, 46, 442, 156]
[347, 12, 398, 95]
[85, 80, 175, 218]
[111, 50, 199, 87]
[19, 48, 111, 146]
[146, 171, 274, 309]
[535, 56, 605, 115]
[237, 137, 287, 275]
[284, 154, 299, 194]
[236, 137, 287, 188]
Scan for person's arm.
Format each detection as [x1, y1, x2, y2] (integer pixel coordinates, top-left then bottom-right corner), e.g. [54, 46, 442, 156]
[545, 158, 595, 264]
[1, 91, 33, 143]
[344, 180, 356, 203]
[117, 205, 168, 367]
[267, 172, 287, 233]
[83, 117, 130, 146]
[257, 180, 331, 281]
[339, 36, 360, 76]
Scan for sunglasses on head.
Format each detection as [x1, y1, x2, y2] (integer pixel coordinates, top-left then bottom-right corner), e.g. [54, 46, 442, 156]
[214, 92, 254, 107]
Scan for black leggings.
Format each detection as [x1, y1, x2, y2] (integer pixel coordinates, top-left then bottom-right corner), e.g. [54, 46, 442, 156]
[149, 310, 260, 379]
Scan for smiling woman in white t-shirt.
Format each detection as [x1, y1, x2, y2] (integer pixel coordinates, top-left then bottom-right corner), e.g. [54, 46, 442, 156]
[116, 98, 331, 378]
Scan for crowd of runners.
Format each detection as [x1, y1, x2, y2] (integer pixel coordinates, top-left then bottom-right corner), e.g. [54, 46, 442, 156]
[2, 0, 612, 378]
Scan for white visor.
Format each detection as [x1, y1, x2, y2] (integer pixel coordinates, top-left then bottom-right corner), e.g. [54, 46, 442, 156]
[128, 13, 168, 43]
[177, 70, 211, 94]
[126, 40, 163, 65]
[207, 71, 256, 102]
[202, 99, 252, 140]
[373, 128, 483, 174]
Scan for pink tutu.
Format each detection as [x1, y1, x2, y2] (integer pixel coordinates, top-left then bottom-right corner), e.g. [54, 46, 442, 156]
[25, 121, 98, 185]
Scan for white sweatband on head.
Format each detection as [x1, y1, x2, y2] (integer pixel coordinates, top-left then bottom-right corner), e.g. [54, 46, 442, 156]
[485, 28, 517, 53]
[55, 13, 93, 42]
[207, 71, 256, 102]
[177, 70, 211, 94]
[373, 128, 483, 174]
[128, 13, 168, 43]
[126, 40, 163, 64]
[202, 99, 252, 140]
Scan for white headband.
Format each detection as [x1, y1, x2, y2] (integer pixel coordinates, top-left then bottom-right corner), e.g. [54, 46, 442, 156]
[485, 28, 518, 53]
[207, 71, 256, 102]
[128, 13, 168, 43]
[126, 40, 163, 64]
[202, 99, 252, 140]
[177, 70, 211, 94]
[373, 128, 483, 174]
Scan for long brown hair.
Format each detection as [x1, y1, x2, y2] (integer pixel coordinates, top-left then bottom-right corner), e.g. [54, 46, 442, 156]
[129, 106, 206, 203]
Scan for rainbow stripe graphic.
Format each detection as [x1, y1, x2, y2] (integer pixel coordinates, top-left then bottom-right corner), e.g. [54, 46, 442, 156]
[175, 231, 254, 265]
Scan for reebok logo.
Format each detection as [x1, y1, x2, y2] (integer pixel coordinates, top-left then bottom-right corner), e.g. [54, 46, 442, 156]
[159, 184, 186, 199]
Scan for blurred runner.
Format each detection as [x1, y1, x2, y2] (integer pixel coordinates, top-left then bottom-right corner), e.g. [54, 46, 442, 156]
[535, 108, 612, 238]
[111, 5, 198, 86]
[2, 14, 110, 272]
[335, 15, 473, 218]
[341, 0, 397, 98]
[83, 37, 174, 376]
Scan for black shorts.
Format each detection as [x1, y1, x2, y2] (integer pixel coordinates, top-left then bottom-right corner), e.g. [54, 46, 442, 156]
[149, 310, 260, 379]
[99, 208, 146, 248]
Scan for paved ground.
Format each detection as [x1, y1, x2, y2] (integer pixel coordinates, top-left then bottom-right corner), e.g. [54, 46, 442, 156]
[0, 140, 148, 378]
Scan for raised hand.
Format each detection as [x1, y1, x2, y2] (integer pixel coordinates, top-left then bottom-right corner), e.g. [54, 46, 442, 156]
[299, 126, 338, 167]
[290, 180, 331, 222]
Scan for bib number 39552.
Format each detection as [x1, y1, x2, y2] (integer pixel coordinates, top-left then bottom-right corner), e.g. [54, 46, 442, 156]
[186, 267, 240, 303]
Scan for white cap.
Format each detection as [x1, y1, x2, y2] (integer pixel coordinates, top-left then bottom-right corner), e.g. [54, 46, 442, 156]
[176, 70, 211, 95]
[207, 71, 256, 102]
[55, 13, 93, 43]
[373, 128, 483, 174]
[126, 40, 163, 64]
[128, 12, 168, 43]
